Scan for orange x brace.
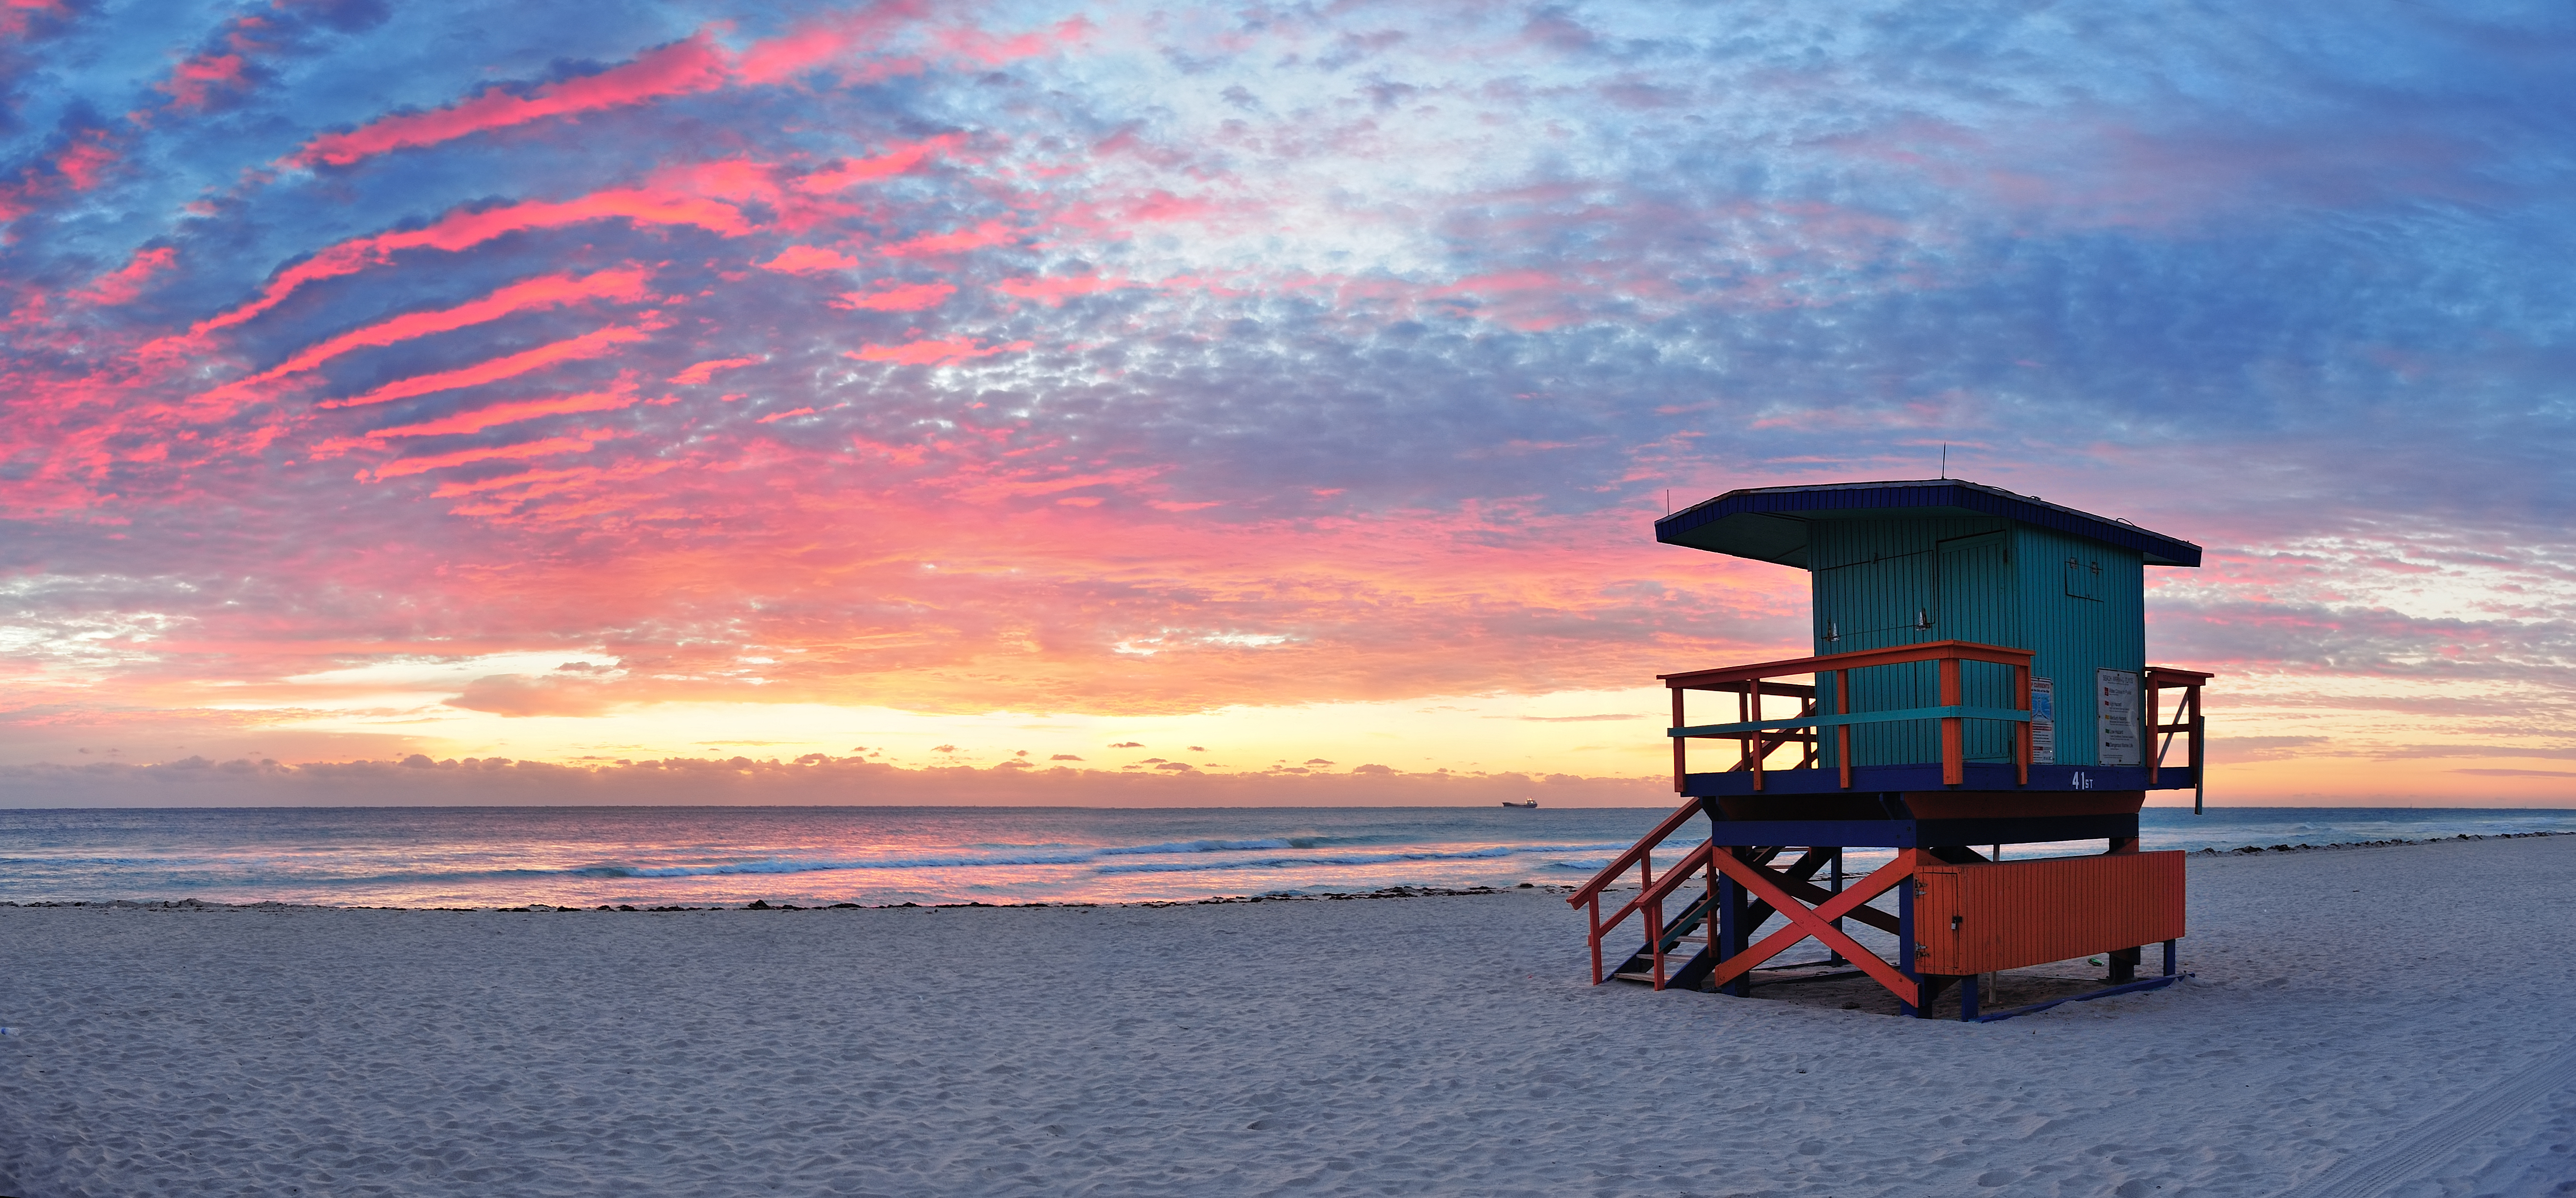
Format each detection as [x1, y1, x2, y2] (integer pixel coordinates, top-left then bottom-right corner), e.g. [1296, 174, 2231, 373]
[1704, 848, 1921, 999]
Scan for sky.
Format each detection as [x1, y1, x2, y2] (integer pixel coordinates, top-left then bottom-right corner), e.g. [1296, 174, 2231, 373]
[3, 0, 2574, 807]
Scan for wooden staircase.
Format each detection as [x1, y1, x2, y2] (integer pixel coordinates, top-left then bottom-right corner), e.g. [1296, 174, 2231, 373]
[1570, 800, 1896, 995]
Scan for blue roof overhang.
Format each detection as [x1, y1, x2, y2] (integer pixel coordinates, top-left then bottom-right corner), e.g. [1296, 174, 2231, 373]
[1654, 479, 2202, 569]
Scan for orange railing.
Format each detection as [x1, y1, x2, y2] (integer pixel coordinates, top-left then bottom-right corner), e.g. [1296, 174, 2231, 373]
[1660, 640, 2037, 792]
[2146, 667, 2213, 811]
[1692, 680, 1819, 777]
[1563, 794, 1714, 986]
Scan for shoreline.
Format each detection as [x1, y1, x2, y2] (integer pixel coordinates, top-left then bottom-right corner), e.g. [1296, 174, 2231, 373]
[0, 881, 1562, 913]
[2197, 830, 2569, 852]
[1, 829, 2563, 913]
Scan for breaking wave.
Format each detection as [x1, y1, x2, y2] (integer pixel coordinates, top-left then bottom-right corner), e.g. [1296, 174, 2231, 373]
[568, 837, 1626, 880]
[0, 806, 1706, 906]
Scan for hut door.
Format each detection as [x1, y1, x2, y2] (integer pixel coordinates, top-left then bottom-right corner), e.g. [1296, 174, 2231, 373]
[1937, 532, 2020, 762]
[1813, 548, 1940, 767]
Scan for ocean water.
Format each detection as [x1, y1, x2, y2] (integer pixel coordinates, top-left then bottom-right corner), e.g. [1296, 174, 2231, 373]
[0, 805, 2569, 909]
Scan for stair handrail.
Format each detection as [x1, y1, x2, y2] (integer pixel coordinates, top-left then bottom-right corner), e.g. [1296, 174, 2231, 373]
[1634, 839, 1717, 989]
[1571, 835, 1726, 990]
[1564, 794, 1700, 908]
[1564, 795, 1715, 985]
[1637, 837, 1716, 903]
[1602, 838, 1713, 933]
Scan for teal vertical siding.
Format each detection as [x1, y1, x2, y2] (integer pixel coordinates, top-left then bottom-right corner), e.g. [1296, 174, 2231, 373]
[1803, 513, 2143, 771]
[1937, 532, 2020, 762]
[2011, 526, 2145, 767]
[1806, 515, 2009, 767]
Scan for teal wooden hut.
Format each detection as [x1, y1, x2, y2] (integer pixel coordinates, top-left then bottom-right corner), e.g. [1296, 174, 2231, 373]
[1566, 478, 2215, 1021]
[1659, 478, 2200, 793]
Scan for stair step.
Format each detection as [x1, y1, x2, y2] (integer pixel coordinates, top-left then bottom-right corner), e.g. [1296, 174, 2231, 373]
[1610, 956, 1856, 986]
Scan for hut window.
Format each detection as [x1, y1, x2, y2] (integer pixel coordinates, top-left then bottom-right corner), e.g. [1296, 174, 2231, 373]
[2064, 557, 2102, 601]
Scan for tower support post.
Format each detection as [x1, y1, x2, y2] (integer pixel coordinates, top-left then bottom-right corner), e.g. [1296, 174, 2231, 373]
[1899, 870, 1920, 1017]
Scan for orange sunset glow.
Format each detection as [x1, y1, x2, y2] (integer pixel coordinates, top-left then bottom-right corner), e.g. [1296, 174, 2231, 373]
[4, 2, 2572, 807]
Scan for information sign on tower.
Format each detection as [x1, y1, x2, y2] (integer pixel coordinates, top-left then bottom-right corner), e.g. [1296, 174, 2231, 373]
[2096, 668, 2140, 767]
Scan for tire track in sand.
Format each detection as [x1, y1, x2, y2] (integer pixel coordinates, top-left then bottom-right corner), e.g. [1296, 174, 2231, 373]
[2288, 1039, 2576, 1198]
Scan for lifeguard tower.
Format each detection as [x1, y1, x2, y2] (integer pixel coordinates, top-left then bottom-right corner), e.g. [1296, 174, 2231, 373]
[1568, 479, 2211, 1020]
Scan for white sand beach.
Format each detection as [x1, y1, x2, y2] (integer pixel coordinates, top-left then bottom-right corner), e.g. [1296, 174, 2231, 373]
[3, 836, 2573, 1197]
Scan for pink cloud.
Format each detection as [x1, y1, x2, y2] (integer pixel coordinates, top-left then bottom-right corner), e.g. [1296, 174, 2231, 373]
[845, 336, 1030, 366]
[417, 457, 678, 507]
[319, 324, 653, 410]
[835, 281, 954, 311]
[993, 274, 1130, 305]
[942, 465, 1164, 504]
[1421, 268, 1603, 331]
[443, 673, 619, 717]
[793, 135, 959, 193]
[0, 0, 70, 39]
[658, 158, 786, 206]
[362, 433, 608, 481]
[53, 133, 115, 191]
[667, 356, 764, 385]
[881, 221, 1015, 256]
[1046, 189, 1231, 243]
[213, 267, 653, 398]
[929, 16, 1092, 67]
[726, 9, 1076, 91]
[177, 188, 747, 340]
[159, 52, 248, 112]
[1123, 190, 1221, 224]
[79, 246, 176, 306]
[286, 33, 733, 168]
[1424, 269, 1565, 299]
[733, 5, 930, 86]
[760, 245, 860, 274]
[357, 385, 639, 441]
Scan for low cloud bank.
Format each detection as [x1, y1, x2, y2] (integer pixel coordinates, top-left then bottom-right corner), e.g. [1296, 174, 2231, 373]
[0, 755, 1669, 809]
